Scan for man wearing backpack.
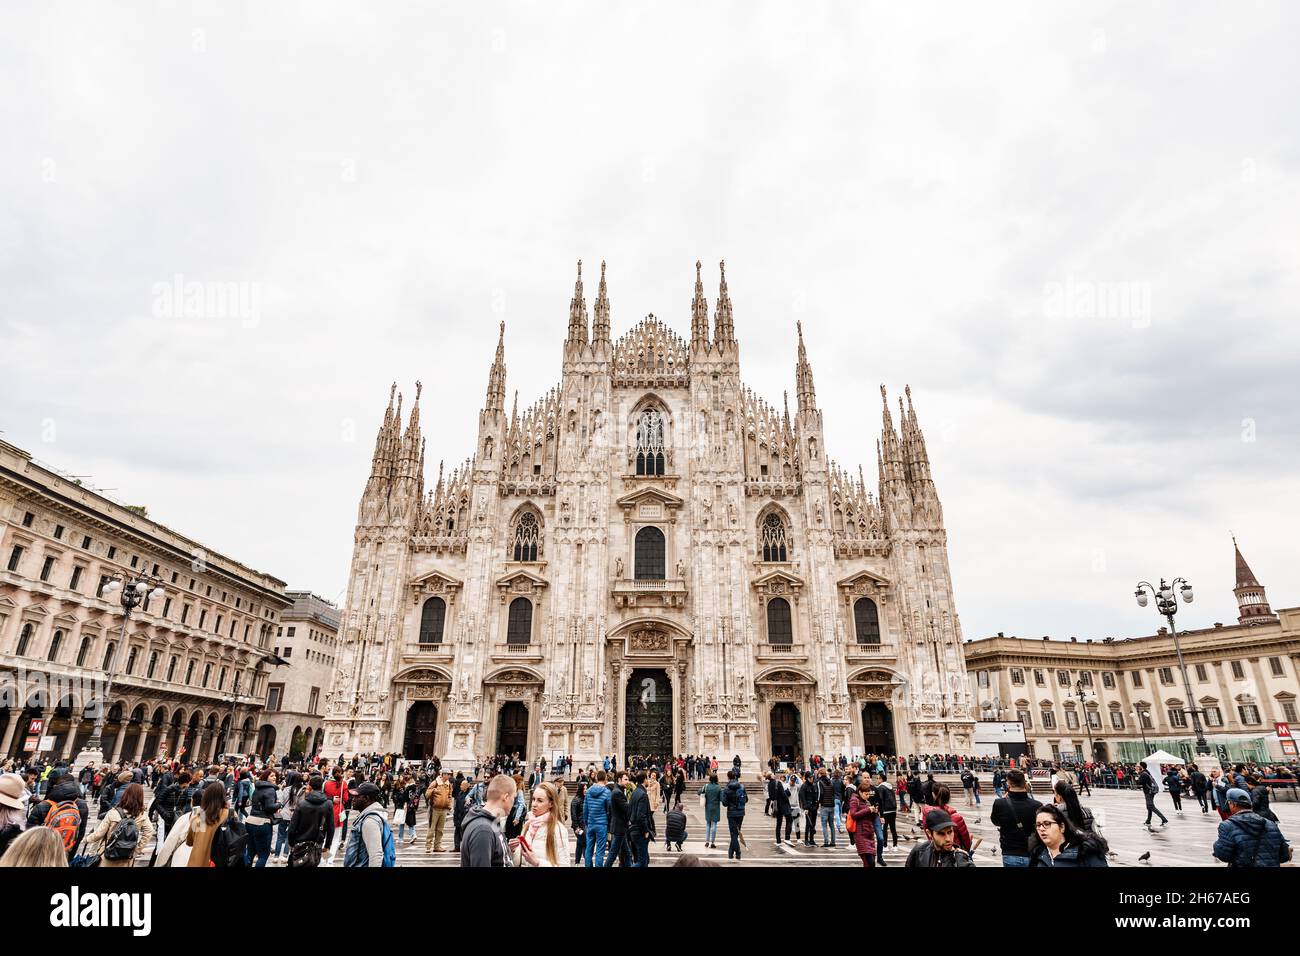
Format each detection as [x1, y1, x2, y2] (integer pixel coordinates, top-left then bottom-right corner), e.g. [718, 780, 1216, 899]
[1136, 761, 1168, 830]
[343, 781, 395, 867]
[29, 774, 88, 862]
[425, 770, 453, 853]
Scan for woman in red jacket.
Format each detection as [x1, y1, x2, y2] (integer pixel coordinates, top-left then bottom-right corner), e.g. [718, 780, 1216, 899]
[932, 785, 972, 856]
[848, 778, 879, 867]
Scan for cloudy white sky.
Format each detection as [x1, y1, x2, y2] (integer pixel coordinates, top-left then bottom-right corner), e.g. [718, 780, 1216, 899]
[2, 2, 1297, 642]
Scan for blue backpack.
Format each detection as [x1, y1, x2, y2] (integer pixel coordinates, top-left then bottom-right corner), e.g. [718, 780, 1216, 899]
[343, 811, 397, 867]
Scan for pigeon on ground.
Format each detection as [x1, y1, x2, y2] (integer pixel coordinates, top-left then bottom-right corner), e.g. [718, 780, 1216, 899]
[1138, 851, 1151, 862]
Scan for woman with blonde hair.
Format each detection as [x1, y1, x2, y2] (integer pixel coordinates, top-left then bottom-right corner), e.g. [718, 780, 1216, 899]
[0, 826, 68, 867]
[516, 781, 570, 866]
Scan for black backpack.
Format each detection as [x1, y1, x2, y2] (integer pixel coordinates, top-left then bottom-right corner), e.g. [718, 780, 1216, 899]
[210, 814, 249, 868]
[103, 816, 140, 861]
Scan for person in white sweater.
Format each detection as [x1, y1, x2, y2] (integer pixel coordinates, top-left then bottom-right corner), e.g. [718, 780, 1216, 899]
[515, 782, 570, 866]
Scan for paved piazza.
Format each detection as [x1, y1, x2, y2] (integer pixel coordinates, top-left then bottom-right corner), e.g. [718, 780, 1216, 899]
[222, 777, 1297, 868]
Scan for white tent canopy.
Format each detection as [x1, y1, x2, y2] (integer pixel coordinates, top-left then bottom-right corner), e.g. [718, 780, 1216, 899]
[1141, 749, 1186, 791]
[1142, 749, 1186, 767]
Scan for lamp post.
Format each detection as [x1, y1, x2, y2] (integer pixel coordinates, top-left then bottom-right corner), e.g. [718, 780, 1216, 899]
[75, 571, 164, 770]
[1074, 680, 1096, 764]
[226, 651, 288, 764]
[1134, 577, 1214, 771]
[1133, 703, 1151, 757]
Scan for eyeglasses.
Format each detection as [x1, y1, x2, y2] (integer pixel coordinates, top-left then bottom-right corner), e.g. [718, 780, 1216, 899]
[1035, 820, 1059, 829]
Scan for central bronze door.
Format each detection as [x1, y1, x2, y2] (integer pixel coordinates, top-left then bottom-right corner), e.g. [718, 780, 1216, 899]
[624, 668, 672, 758]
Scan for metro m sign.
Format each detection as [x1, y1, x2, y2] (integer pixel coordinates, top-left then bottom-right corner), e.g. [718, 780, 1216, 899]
[1276, 722, 1293, 739]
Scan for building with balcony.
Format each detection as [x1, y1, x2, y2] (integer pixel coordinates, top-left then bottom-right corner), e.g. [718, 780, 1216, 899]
[0, 439, 291, 765]
[963, 541, 1298, 765]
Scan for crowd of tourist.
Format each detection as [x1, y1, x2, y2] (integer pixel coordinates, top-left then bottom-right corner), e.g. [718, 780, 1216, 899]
[0, 749, 1293, 868]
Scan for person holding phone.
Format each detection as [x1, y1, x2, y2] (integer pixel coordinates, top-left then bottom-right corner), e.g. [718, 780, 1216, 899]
[514, 781, 569, 866]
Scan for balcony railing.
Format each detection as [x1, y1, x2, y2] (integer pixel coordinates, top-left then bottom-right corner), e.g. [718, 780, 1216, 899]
[491, 642, 543, 659]
[405, 643, 454, 659]
[756, 642, 808, 658]
[845, 641, 896, 658]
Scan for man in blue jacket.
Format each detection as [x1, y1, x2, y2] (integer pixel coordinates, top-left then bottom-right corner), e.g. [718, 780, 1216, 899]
[582, 770, 612, 867]
[1212, 788, 1291, 867]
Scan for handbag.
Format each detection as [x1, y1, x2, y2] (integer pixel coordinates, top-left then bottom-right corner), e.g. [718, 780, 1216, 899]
[288, 840, 322, 868]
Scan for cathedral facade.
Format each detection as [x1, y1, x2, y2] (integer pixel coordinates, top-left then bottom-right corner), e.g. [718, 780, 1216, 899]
[323, 262, 974, 768]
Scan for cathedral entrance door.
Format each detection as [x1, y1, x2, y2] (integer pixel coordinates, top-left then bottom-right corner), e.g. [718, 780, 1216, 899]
[624, 669, 672, 760]
[496, 701, 529, 757]
[402, 702, 439, 760]
[861, 702, 895, 755]
[770, 702, 802, 762]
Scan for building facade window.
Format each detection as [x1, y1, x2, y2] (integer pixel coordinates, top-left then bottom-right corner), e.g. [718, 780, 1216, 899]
[1041, 710, 1056, 730]
[419, 597, 447, 645]
[7, 546, 24, 572]
[1238, 704, 1260, 725]
[1034, 670, 1045, 687]
[1017, 709, 1032, 729]
[40, 556, 55, 582]
[634, 408, 666, 476]
[1057, 670, 1071, 688]
[852, 598, 880, 645]
[1231, 661, 1245, 680]
[759, 512, 789, 562]
[1204, 706, 1223, 727]
[1132, 671, 1143, 688]
[76, 636, 91, 667]
[1102, 672, 1115, 689]
[511, 511, 541, 562]
[1065, 710, 1079, 730]
[1110, 710, 1124, 729]
[46, 629, 63, 662]
[1195, 664, 1208, 682]
[977, 671, 990, 689]
[1168, 707, 1187, 728]
[766, 598, 793, 645]
[1158, 667, 1174, 686]
[1282, 701, 1298, 723]
[634, 526, 666, 580]
[1270, 657, 1285, 677]
[1011, 669, 1024, 685]
[506, 597, 533, 645]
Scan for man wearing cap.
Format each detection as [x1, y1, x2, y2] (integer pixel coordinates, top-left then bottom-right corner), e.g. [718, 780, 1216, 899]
[904, 809, 974, 868]
[342, 781, 389, 867]
[1212, 788, 1291, 867]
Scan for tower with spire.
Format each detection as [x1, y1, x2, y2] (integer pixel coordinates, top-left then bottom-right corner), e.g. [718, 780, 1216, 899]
[323, 260, 973, 765]
[1233, 537, 1277, 625]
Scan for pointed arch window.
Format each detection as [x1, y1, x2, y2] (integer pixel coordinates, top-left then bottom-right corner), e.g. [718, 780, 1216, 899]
[635, 526, 666, 580]
[511, 511, 541, 562]
[766, 597, 793, 645]
[419, 596, 447, 645]
[853, 598, 881, 645]
[760, 512, 789, 562]
[506, 597, 533, 645]
[634, 408, 666, 476]
[102, 641, 117, 672]
[147, 651, 159, 679]
[47, 629, 63, 662]
[76, 636, 92, 667]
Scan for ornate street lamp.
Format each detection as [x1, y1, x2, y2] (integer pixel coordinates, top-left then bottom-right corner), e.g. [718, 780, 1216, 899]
[1074, 679, 1097, 764]
[1133, 703, 1151, 756]
[1134, 577, 1212, 768]
[75, 570, 164, 769]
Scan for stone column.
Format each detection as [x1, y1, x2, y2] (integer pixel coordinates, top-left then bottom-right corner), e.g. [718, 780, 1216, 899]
[110, 726, 128, 763]
[0, 716, 21, 759]
[60, 728, 78, 761]
[133, 728, 149, 763]
[667, 668, 680, 756]
[616, 665, 629, 766]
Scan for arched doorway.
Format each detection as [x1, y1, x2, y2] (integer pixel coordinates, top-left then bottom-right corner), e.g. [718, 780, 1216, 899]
[255, 724, 276, 757]
[770, 702, 802, 762]
[624, 669, 672, 759]
[143, 707, 166, 759]
[1093, 741, 1109, 763]
[312, 728, 324, 756]
[403, 702, 439, 760]
[861, 702, 895, 755]
[496, 701, 528, 756]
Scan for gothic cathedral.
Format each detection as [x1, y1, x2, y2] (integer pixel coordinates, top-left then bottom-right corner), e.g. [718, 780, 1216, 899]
[323, 262, 974, 768]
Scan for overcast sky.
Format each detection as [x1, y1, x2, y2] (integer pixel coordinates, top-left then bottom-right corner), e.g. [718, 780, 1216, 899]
[2, 2, 1297, 643]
